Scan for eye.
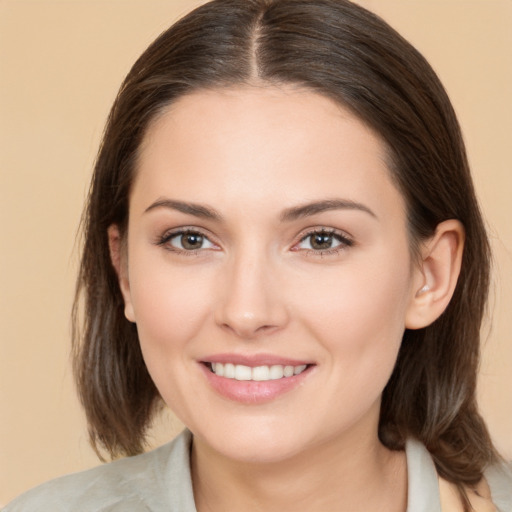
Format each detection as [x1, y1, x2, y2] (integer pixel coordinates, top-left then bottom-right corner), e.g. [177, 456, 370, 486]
[158, 229, 217, 252]
[294, 229, 353, 253]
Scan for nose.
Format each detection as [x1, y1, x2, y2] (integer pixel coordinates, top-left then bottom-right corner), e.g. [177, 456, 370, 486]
[214, 250, 289, 340]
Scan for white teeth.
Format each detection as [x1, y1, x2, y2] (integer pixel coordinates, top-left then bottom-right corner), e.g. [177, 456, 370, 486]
[234, 364, 252, 381]
[283, 365, 294, 377]
[269, 365, 284, 379]
[210, 363, 308, 381]
[294, 364, 307, 375]
[214, 362, 224, 377]
[224, 363, 235, 379]
[252, 366, 270, 381]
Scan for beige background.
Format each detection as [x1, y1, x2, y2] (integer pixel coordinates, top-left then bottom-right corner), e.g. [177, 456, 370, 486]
[1, 0, 511, 505]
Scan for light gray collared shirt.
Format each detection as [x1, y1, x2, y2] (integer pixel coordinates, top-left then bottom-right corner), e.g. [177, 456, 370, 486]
[4, 430, 511, 511]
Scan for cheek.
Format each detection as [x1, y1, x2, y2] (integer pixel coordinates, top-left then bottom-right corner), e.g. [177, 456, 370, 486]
[127, 263, 216, 415]
[128, 259, 213, 363]
[294, 251, 412, 369]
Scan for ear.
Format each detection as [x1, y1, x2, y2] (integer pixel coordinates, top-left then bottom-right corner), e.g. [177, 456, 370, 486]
[107, 224, 136, 323]
[405, 219, 465, 330]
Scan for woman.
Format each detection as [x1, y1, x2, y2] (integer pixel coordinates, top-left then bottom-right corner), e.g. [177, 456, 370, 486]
[5, 0, 511, 510]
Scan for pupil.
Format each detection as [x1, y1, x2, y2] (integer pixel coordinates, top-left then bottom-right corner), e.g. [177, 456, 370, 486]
[183, 233, 202, 250]
[312, 233, 332, 250]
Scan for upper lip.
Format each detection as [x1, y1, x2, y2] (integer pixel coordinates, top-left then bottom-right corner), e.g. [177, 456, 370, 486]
[201, 353, 314, 367]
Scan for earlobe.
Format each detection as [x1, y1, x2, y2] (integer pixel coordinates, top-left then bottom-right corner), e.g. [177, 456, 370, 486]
[107, 224, 136, 323]
[405, 219, 465, 330]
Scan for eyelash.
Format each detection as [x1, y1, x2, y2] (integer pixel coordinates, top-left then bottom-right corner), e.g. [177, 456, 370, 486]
[155, 227, 354, 257]
[156, 228, 218, 256]
[293, 228, 354, 257]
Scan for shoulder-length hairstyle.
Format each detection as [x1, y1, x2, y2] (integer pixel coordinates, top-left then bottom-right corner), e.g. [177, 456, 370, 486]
[73, 0, 497, 493]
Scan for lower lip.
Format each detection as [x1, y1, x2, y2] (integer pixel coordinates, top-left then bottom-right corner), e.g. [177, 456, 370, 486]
[199, 363, 313, 404]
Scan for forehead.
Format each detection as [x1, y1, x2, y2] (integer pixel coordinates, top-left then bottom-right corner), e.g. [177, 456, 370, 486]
[142, 85, 386, 164]
[133, 85, 405, 222]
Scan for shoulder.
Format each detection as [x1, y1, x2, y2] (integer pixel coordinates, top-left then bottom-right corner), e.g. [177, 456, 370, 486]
[439, 461, 512, 512]
[484, 459, 512, 512]
[406, 439, 512, 512]
[3, 430, 194, 512]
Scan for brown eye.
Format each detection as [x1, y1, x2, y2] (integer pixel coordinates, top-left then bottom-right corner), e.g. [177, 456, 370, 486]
[295, 230, 353, 253]
[181, 233, 204, 250]
[310, 232, 336, 250]
[164, 230, 216, 251]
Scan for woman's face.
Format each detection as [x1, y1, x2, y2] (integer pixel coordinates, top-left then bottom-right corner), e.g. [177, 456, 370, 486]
[118, 86, 423, 463]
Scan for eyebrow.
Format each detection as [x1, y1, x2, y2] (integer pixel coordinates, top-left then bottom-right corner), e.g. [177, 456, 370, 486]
[280, 199, 376, 222]
[144, 199, 222, 220]
[144, 197, 376, 222]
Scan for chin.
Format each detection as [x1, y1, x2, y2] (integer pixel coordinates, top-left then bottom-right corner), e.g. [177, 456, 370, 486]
[217, 438, 304, 465]
[191, 417, 319, 465]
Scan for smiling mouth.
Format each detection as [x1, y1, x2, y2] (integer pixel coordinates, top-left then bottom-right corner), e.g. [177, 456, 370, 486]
[206, 362, 309, 381]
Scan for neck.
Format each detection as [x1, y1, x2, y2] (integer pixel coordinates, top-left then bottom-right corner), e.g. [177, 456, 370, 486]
[191, 426, 407, 512]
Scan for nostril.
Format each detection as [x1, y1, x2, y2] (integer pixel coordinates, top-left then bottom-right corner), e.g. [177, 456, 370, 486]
[255, 324, 280, 335]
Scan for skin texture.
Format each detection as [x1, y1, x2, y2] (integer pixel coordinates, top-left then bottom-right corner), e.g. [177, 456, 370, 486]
[439, 477, 496, 512]
[109, 86, 464, 511]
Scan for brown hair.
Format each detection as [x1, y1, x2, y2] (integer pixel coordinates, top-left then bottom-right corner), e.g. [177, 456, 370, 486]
[73, 0, 498, 496]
